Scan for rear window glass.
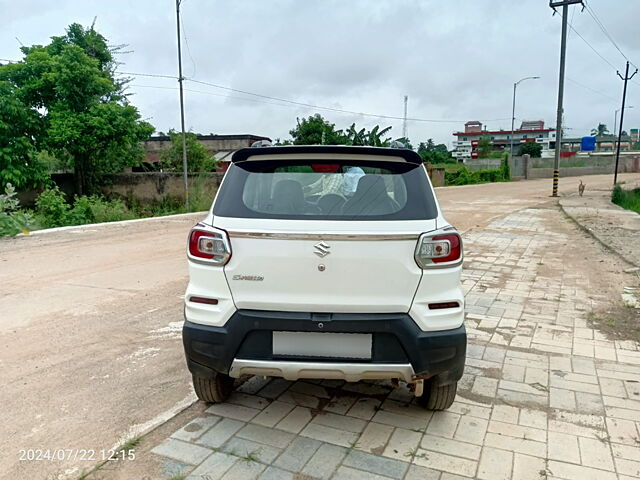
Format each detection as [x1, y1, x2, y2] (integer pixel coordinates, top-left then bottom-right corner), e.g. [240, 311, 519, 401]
[213, 159, 437, 220]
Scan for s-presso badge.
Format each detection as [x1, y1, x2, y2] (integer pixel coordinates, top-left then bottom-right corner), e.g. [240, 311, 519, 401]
[314, 241, 331, 258]
[232, 275, 264, 281]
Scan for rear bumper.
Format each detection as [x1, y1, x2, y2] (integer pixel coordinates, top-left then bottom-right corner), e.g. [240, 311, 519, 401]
[183, 309, 466, 384]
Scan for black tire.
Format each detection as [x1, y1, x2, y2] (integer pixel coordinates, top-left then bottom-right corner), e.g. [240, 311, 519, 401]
[192, 373, 234, 403]
[417, 380, 457, 410]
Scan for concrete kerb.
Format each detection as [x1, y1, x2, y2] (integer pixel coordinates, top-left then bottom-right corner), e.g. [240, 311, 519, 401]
[16, 211, 209, 237]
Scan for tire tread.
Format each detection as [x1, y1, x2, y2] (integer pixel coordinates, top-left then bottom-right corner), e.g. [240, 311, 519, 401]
[418, 380, 457, 410]
[192, 373, 233, 403]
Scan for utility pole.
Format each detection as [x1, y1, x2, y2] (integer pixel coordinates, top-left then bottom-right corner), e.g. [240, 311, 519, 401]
[402, 95, 408, 141]
[175, 0, 189, 210]
[614, 61, 638, 185]
[549, 0, 583, 197]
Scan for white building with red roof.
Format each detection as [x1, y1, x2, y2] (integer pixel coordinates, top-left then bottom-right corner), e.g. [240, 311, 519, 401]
[452, 120, 556, 162]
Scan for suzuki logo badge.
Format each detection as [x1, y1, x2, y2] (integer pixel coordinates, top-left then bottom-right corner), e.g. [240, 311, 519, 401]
[313, 241, 331, 258]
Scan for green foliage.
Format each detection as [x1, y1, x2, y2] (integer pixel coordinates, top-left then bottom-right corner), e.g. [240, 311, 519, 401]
[35, 185, 134, 228]
[612, 185, 640, 214]
[394, 137, 414, 150]
[501, 153, 510, 180]
[591, 123, 609, 136]
[287, 113, 404, 148]
[0, 183, 37, 236]
[476, 136, 492, 158]
[444, 163, 510, 186]
[0, 23, 154, 195]
[35, 186, 70, 227]
[345, 123, 393, 146]
[417, 139, 455, 163]
[289, 114, 347, 145]
[518, 142, 542, 158]
[0, 81, 50, 189]
[68, 194, 133, 224]
[159, 130, 216, 172]
[2, 172, 217, 236]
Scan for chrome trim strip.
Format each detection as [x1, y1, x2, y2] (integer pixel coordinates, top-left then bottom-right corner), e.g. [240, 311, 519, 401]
[229, 359, 415, 382]
[226, 231, 420, 241]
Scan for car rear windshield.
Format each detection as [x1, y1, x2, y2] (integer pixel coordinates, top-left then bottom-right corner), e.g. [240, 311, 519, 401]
[213, 159, 438, 220]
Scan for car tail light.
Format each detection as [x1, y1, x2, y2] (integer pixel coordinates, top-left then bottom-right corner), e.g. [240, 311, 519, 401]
[187, 225, 231, 265]
[415, 230, 463, 268]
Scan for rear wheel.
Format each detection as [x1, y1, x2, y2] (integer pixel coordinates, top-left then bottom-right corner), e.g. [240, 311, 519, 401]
[192, 373, 234, 403]
[417, 379, 457, 410]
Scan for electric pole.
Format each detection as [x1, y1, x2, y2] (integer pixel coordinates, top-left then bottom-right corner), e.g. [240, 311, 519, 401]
[402, 95, 408, 141]
[614, 61, 638, 185]
[176, 0, 189, 210]
[549, 0, 583, 197]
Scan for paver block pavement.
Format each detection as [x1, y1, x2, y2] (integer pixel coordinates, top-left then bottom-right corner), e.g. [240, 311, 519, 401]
[148, 207, 640, 480]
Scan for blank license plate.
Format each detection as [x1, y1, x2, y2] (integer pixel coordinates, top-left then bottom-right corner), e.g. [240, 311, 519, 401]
[272, 332, 372, 359]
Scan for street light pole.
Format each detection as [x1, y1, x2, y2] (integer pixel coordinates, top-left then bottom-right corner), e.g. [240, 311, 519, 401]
[510, 76, 540, 161]
[614, 106, 633, 137]
[176, 0, 189, 210]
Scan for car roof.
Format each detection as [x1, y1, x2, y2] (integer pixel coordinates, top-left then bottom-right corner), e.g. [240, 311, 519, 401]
[231, 145, 423, 164]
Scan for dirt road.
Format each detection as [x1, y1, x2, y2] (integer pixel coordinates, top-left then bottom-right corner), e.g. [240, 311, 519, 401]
[1, 173, 637, 480]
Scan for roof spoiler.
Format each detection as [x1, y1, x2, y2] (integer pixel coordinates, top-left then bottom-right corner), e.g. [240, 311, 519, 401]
[231, 145, 423, 164]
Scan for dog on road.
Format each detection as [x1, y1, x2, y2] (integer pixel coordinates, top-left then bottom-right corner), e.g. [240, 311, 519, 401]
[578, 180, 585, 196]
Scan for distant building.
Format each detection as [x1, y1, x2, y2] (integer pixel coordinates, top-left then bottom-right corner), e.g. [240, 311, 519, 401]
[561, 135, 633, 154]
[452, 120, 556, 162]
[142, 134, 271, 172]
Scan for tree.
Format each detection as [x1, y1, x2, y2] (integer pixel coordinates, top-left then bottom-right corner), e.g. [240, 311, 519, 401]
[345, 123, 393, 146]
[0, 81, 49, 189]
[477, 136, 493, 158]
[289, 114, 346, 145]
[0, 23, 154, 194]
[519, 142, 542, 158]
[160, 130, 216, 172]
[591, 123, 609, 136]
[417, 139, 454, 164]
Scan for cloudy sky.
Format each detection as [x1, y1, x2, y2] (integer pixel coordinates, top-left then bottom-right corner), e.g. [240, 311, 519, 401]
[2, 0, 639, 147]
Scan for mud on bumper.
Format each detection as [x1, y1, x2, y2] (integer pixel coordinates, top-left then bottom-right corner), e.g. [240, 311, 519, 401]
[183, 309, 466, 385]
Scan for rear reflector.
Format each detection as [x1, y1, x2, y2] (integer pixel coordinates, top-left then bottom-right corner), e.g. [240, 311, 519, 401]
[428, 302, 460, 310]
[189, 296, 219, 305]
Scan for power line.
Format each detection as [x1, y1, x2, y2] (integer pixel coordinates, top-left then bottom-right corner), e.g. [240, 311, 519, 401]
[119, 71, 178, 79]
[583, 1, 636, 67]
[122, 70, 514, 124]
[567, 22, 619, 71]
[554, 8, 619, 72]
[566, 77, 618, 101]
[180, 15, 197, 78]
[129, 83, 298, 108]
[186, 77, 510, 124]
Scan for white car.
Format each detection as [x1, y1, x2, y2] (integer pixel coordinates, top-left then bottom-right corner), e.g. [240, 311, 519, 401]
[183, 144, 465, 410]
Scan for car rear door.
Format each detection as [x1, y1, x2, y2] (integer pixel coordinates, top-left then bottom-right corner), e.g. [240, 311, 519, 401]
[211, 151, 440, 313]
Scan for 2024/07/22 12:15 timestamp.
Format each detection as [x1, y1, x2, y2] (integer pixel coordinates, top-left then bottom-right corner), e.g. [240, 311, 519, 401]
[19, 449, 136, 462]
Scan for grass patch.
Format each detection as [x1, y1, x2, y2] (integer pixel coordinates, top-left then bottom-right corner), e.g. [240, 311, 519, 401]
[430, 163, 466, 172]
[121, 436, 141, 452]
[612, 185, 640, 214]
[588, 308, 640, 344]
